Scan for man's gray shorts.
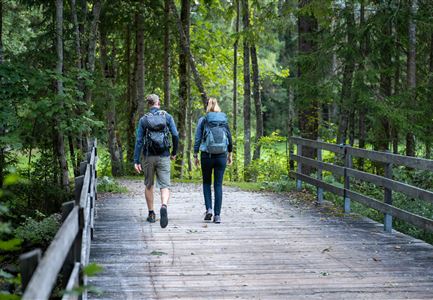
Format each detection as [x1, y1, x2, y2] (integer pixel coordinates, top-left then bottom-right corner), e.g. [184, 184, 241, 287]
[142, 156, 171, 189]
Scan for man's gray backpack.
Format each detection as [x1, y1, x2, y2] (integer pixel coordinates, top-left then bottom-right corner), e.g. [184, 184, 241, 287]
[203, 112, 229, 154]
[144, 111, 170, 154]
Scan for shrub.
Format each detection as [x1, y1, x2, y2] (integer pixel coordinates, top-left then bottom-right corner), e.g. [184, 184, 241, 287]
[14, 211, 61, 248]
[97, 176, 128, 193]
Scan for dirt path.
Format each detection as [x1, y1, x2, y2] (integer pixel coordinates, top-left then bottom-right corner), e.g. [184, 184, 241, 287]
[88, 179, 433, 299]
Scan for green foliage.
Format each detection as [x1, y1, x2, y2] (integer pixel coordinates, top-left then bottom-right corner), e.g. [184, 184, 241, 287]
[14, 211, 61, 248]
[97, 177, 128, 193]
[244, 132, 289, 181]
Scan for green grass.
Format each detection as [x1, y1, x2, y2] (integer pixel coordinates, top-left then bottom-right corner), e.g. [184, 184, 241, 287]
[97, 176, 128, 193]
[224, 181, 265, 192]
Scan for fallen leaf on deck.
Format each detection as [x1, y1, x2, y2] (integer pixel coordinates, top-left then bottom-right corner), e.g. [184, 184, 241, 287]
[372, 257, 381, 262]
[322, 247, 332, 253]
[150, 251, 167, 256]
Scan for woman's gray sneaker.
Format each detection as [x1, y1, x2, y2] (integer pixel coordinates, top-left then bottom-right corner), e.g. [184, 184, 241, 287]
[204, 208, 213, 221]
[213, 215, 221, 223]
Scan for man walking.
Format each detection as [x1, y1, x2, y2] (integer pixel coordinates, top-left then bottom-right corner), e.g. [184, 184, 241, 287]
[134, 94, 178, 228]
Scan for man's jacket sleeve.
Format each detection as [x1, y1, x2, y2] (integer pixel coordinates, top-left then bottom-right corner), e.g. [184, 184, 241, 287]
[133, 118, 145, 164]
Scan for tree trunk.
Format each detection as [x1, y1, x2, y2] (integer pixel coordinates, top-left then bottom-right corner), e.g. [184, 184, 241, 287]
[84, 0, 101, 105]
[377, 11, 392, 152]
[175, 0, 190, 178]
[232, 0, 240, 181]
[100, 27, 123, 176]
[251, 45, 263, 160]
[0, 0, 4, 187]
[405, 0, 417, 157]
[337, 1, 355, 145]
[242, 0, 251, 176]
[0, 0, 3, 64]
[186, 99, 193, 179]
[298, 0, 319, 175]
[125, 24, 136, 164]
[169, 0, 207, 108]
[55, 0, 70, 192]
[135, 11, 145, 119]
[163, 0, 171, 110]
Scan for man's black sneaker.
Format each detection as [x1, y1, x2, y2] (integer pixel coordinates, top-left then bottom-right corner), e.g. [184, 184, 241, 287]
[204, 208, 213, 221]
[160, 205, 168, 228]
[147, 211, 156, 223]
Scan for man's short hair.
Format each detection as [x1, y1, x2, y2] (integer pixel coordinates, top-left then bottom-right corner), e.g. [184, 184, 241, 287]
[146, 94, 159, 106]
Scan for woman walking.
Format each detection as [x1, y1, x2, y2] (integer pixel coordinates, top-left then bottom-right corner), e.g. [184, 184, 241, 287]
[194, 98, 233, 223]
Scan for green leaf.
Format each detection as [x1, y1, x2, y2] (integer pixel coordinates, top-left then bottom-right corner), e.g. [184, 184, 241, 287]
[0, 293, 21, 300]
[0, 239, 21, 251]
[82, 263, 103, 277]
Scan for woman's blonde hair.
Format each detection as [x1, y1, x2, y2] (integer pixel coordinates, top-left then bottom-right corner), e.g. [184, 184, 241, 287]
[206, 97, 222, 113]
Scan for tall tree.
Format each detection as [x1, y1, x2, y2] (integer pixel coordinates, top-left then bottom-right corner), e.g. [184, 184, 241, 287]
[298, 0, 319, 174]
[242, 0, 252, 174]
[0, 0, 4, 187]
[125, 23, 136, 164]
[55, 0, 70, 191]
[376, 4, 393, 152]
[169, 0, 208, 107]
[406, 0, 417, 157]
[251, 44, 263, 160]
[0, 0, 3, 64]
[100, 26, 123, 176]
[163, 0, 171, 110]
[337, 1, 355, 145]
[135, 9, 145, 119]
[232, 0, 240, 180]
[175, 0, 190, 178]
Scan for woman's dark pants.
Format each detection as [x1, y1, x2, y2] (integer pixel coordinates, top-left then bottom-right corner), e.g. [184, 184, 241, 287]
[201, 152, 227, 216]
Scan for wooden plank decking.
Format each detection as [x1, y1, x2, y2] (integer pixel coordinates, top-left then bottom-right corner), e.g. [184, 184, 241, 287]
[89, 180, 433, 299]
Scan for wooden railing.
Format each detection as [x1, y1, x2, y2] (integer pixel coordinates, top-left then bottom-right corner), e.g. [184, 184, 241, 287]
[290, 136, 433, 233]
[19, 140, 98, 300]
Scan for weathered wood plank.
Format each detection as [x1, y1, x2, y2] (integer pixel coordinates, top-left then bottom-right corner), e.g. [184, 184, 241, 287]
[346, 190, 433, 232]
[22, 207, 79, 300]
[347, 146, 433, 171]
[291, 154, 344, 176]
[291, 137, 344, 154]
[292, 172, 345, 197]
[347, 168, 433, 205]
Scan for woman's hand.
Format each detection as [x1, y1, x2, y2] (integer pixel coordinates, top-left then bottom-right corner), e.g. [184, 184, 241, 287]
[227, 153, 233, 165]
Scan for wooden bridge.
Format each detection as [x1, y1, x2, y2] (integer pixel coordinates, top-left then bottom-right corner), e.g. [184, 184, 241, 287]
[20, 138, 433, 299]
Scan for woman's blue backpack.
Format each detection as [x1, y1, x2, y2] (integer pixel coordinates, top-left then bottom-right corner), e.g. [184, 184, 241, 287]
[203, 112, 228, 154]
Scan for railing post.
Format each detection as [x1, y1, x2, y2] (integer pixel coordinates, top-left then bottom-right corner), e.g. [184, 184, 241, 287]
[344, 146, 352, 213]
[79, 161, 87, 176]
[317, 142, 323, 204]
[384, 158, 393, 232]
[19, 249, 41, 291]
[296, 143, 303, 191]
[74, 176, 84, 206]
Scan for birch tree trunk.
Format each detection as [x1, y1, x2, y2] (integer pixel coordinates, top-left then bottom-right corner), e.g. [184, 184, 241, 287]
[232, 0, 240, 181]
[135, 10, 145, 119]
[55, 0, 70, 192]
[251, 45, 263, 160]
[242, 0, 252, 176]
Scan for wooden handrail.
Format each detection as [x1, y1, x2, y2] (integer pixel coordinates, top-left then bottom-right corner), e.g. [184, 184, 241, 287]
[20, 139, 98, 300]
[290, 137, 433, 234]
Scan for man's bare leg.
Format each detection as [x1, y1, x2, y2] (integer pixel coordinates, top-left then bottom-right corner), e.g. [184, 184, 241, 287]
[160, 188, 169, 228]
[160, 188, 170, 206]
[145, 185, 154, 210]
